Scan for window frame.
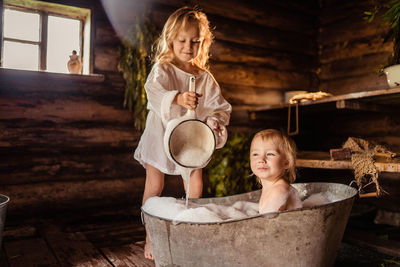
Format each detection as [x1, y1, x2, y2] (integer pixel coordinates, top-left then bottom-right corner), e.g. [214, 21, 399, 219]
[0, 0, 93, 74]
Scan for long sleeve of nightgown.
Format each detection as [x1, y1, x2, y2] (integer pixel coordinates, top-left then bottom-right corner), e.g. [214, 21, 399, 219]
[201, 74, 231, 125]
[196, 73, 232, 148]
[145, 63, 180, 124]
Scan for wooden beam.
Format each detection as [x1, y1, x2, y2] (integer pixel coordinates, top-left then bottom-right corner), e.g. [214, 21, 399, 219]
[0, 151, 144, 185]
[318, 13, 389, 46]
[319, 52, 391, 80]
[296, 151, 400, 173]
[94, 45, 119, 72]
[211, 15, 315, 55]
[219, 83, 283, 106]
[212, 63, 311, 90]
[150, 0, 317, 35]
[0, 68, 105, 84]
[211, 40, 316, 71]
[344, 228, 400, 257]
[40, 13, 48, 71]
[319, 73, 388, 95]
[95, 20, 120, 46]
[0, 97, 132, 123]
[320, 38, 392, 64]
[0, 178, 145, 215]
[149, 5, 316, 55]
[374, 209, 400, 227]
[320, 0, 379, 26]
[335, 99, 396, 113]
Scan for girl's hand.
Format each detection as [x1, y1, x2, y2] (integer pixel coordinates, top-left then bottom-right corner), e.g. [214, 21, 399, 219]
[206, 117, 223, 136]
[175, 92, 203, 110]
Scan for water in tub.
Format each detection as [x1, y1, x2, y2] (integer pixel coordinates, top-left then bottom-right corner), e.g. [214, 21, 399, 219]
[142, 186, 344, 223]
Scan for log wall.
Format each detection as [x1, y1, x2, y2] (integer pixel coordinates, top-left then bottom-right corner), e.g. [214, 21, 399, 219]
[318, 0, 392, 95]
[0, 0, 319, 216]
[0, 0, 184, 217]
[148, 0, 319, 107]
[3, 0, 398, 217]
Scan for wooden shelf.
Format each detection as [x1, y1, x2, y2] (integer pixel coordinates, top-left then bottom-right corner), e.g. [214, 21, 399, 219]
[297, 151, 400, 173]
[244, 87, 400, 112]
[0, 67, 105, 83]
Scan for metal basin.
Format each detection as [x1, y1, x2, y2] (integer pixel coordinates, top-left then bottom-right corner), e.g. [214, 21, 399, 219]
[142, 182, 357, 267]
[0, 194, 9, 249]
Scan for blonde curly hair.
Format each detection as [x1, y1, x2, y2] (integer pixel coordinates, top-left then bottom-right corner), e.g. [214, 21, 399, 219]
[250, 129, 297, 184]
[153, 6, 214, 70]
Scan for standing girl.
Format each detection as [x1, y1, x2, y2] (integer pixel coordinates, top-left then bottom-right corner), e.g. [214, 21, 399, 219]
[134, 7, 232, 259]
[250, 129, 302, 214]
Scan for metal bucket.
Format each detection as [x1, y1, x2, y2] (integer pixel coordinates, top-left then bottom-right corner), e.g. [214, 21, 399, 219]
[142, 182, 357, 267]
[0, 194, 9, 249]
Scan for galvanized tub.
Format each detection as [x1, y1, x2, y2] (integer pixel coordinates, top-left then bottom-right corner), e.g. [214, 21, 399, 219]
[0, 194, 9, 249]
[142, 182, 357, 267]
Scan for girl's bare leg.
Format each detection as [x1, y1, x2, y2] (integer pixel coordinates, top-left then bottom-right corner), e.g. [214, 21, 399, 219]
[142, 164, 165, 260]
[183, 168, 203, 198]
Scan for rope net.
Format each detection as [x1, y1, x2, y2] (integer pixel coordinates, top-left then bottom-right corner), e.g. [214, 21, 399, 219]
[343, 137, 396, 196]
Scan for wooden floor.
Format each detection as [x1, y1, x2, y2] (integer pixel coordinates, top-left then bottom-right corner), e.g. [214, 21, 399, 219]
[1, 206, 155, 267]
[1, 204, 399, 267]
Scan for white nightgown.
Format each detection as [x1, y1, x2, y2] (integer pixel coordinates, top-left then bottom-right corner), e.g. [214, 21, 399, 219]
[134, 62, 232, 175]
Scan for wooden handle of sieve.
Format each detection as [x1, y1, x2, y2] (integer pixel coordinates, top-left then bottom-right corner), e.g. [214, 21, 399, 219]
[187, 76, 196, 117]
[189, 76, 196, 92]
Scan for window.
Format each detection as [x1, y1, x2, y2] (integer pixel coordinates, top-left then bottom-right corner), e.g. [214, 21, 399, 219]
[1, 0, 92, 74]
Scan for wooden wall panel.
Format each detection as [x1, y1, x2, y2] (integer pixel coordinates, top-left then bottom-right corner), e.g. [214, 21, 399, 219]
[320, 38, 392, 64]
[149, 1, 318, 108]
[0, 69, 143, 215]
[220, 84, 283, 106]
[0, 0, 140, 216]
[211, 41, 316, 70]
[94, 46, 120, 72]
[319, 72, 388, 95]
[152, 0, 317, 35]
[0, 0, 320, 217]
[318, 0, 391, 95]
[319, 52, 391, 80]
[211, 63, 311, 90]
[1, 178, 144, 215]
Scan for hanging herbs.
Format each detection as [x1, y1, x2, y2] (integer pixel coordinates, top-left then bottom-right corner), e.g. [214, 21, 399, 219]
[206, 132, 260, 197]
[364, 0, 400, 67]
[117, 17, 158, 131]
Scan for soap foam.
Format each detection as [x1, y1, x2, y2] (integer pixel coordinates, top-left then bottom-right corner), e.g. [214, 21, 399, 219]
[143, 191, 341, 223]
[142, 196, 259, 223]
[302, 192, 340, 208]
[174, 147, 210, 167]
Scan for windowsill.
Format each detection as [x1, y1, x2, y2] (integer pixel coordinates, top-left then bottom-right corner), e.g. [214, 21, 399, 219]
[0, 67, 105, 83]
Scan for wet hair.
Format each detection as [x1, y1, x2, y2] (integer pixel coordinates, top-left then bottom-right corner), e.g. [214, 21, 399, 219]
[250, 129, 297, 183]
[153, 6, 214, 70]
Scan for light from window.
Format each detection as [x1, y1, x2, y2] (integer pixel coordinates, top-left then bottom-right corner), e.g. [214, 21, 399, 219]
[2, 1, 90, 74]
[3, 9, 40, 70]
[3, 41, 39, 70]
[47, 16, 81, 73]
[3, 9, 40, 41]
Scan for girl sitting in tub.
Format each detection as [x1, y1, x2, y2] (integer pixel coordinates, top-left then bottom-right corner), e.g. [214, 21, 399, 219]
[250, 129, 302, 213]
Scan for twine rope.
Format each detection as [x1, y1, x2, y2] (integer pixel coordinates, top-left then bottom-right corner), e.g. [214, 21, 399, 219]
[342, 137, 394, 196]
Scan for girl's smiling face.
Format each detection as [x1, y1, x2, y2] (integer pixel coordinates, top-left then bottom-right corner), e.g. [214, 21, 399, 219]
[250, 137, 289, 182]
[172, 24, 201, 66]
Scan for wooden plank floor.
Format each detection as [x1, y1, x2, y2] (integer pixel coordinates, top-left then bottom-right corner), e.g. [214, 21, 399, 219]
[1, 206, 155, 267]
